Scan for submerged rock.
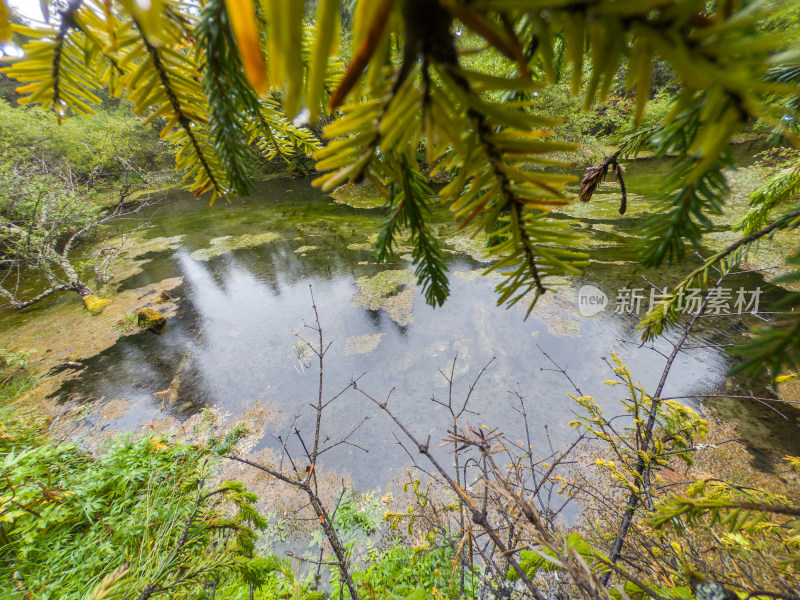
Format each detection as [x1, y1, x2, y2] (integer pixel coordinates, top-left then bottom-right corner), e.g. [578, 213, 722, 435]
[351, 270, 417, 326]
[137, 307, 167, 334]
[345, 333, 385, 356]
[190, 232, 281, 261]
[84, 295, 111, 314]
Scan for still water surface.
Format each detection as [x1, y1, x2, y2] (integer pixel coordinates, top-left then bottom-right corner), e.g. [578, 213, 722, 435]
[20, 159, 799, 489]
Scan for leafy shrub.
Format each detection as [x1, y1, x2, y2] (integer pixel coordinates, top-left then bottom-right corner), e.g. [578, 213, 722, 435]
[0, 100, 172, 187]
[0, 434, 270, 599]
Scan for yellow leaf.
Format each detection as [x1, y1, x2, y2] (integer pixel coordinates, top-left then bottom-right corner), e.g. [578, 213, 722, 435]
[224, 0, 269, 95]
[307, 0, 338, 122]
[0, 0, 11, 43]
[774, 373, 798, 384]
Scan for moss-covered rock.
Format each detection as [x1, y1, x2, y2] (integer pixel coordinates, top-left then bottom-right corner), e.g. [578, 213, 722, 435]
[351, 270, 417, 326]
[136, 307, 167, 334]
[153, 290, 173, 304]
[190, 232, 281, 261]
[84, 295, 111, 314]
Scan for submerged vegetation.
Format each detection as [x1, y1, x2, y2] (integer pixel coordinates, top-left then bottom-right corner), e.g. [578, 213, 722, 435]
[0, 0, 799, 599]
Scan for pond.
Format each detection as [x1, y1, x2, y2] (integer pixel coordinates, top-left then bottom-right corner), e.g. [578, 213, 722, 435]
[3, 155, 798, 491]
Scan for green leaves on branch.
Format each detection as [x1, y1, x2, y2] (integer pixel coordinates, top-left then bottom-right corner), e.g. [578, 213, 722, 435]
[569, 352, 706, 498]
[730, 237, 800, 379]
[125, 13, 229, 203]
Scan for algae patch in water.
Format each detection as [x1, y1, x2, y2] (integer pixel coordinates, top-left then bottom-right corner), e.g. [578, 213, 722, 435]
[345, 333, 384, 356]
[190, 232, 281, 261]
[444, 233, 494, 263]
[348, 231, 413, 254]
[523, 291, 583, 337]
[106, 234, 185, 282]
[351, 269, 416, 326]
[331, 183, 386, 209]
[347, 242, 374, 251]
[453, 269, 504, 283]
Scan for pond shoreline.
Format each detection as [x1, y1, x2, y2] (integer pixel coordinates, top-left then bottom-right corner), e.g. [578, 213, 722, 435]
[1, 160, 797, 501]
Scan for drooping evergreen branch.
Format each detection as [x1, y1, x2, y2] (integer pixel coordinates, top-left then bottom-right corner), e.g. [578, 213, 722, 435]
[126, 13, 228, 202]
[196, 0, 258, 196]
[735, 163, 800, 234]
[4, 0, 103, 120]
[374, 154, 450, 306]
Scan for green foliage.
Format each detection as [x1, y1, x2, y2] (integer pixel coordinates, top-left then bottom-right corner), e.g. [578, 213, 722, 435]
[637, 98, 734, 267]
[0, 348, 34, 371]
[730, 244, 800, 378]
[0, 139, 102, 234]
[5, 0, 793, 318]
[332, 542, 470, 600]
[649, 476, 800, 576]
[196, 1, 326, 195]
[508, 532, 597, 579]
[0, 348, 35, 406]
[0, 100, 170, 187]
[0, 434, 270, 599]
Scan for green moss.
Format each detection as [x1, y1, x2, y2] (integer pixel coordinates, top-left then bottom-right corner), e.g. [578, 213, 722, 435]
[189, 232, 281, 261]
